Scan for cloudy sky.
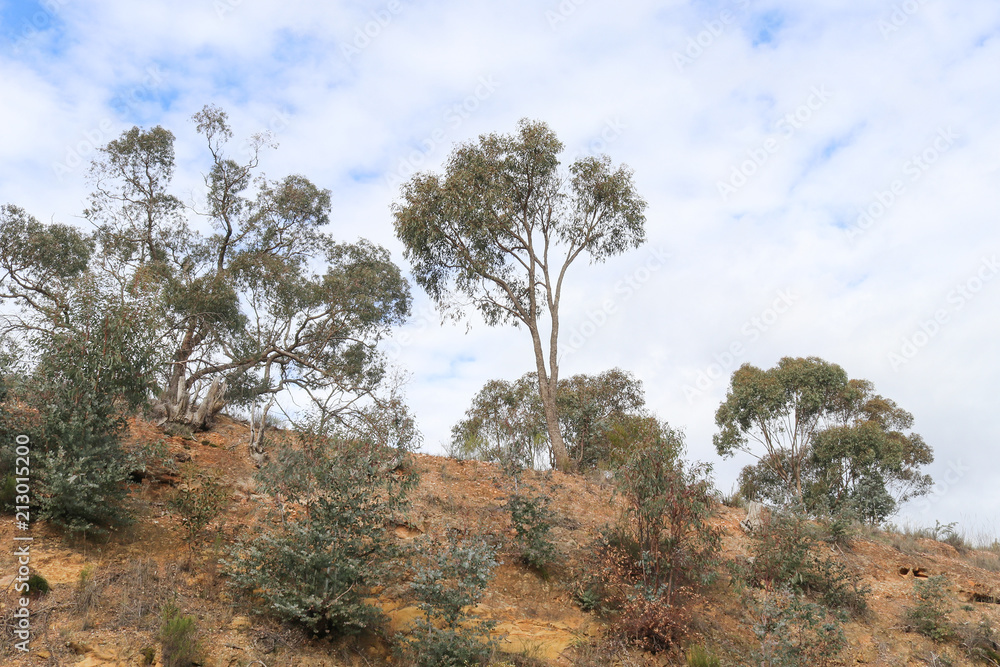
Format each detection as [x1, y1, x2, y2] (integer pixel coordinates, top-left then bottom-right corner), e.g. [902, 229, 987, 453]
[2, 0, 997, 534]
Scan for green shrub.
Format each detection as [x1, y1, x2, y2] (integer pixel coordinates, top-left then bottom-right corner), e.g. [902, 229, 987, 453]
[506, 492, 557, 574]
[29, 286, 157, 535]
[223, 429, 415, 637]
[404, 530, 500, 667]
[170, 474, 229, 546]
[589, 429, 721, 651]
[160, 603, 201, 667]
[906, 575, 952, 642]
[0, 473, 15, 514]
[742, 510, 869, 617]
[611, 430, 721, 606]
[686, 644, 721, 667]
[26, 572, 49, 597]
[957, 615, 1000, 663]
[751, 587, 846, 667]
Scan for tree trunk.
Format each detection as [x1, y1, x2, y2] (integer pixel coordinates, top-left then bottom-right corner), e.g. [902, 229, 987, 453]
[187, 377, 227, 430]
[248, 398, 273, 467]
[530, 335, 570, 472]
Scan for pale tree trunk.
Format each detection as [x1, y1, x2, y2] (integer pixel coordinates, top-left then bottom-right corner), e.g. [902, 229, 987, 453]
[528, 321, 571, 471]
[248, 397, 274, 467]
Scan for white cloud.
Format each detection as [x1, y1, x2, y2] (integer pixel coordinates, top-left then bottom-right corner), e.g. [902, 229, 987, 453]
[1, 0, 998, 530]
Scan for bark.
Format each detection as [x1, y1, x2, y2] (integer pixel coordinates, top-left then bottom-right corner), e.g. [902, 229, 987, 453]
[528, 320, 570, 471]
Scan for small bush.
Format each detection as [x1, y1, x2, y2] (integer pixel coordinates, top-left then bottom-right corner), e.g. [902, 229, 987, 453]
[742, 510, 870, 617]
[906, 575, 952, 642]
[160, 603, 201, 667]
[404, 531, 500, 667]
[26, 572, 49, 597]
[686, 644, 721, 667]
[224, 429, 415, 637]
[170, 474, 229, 546]
[506, 492, 557, 574]
[0, 474, 15, 514]
[957, 615, 1000, 664]
[750, 587, 846, 667]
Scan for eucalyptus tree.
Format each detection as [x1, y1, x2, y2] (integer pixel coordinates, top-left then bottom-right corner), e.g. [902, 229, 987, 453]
[452, 368, 651, 470]
[394, 119, 647, 471]
[3, 106, 411, 463]
[715, 356, 932, 521]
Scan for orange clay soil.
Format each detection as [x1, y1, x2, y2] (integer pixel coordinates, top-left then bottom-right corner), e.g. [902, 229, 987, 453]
[1, 415, 999, 666]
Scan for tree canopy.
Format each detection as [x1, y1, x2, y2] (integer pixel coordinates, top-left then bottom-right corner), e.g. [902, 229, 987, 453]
[451, 368, 653, 470]
[714, 356, 932, 522]
[1, 106, 412, 466]
[394, 119, 647, 471]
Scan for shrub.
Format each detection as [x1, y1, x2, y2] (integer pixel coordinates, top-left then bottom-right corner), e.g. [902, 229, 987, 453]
[742, 510, 869, 617]
[0, 473, 15, 514]
[26, 572, 49, 596]
[957, 615, 1000, 663]
[160, 602, 201, 667]
[170, 474, 229, 547]
[404, 530, 500, 667]
[906, 575, 952, 642]
[223, 428, 415, 637]
[686, 644, 721, 667]
[611, 429, 721, 606]
[750, 587, 846, 667]
[590, 429, 721, 651]
[506, 492, 557, 574]
[28, 286, 157, 535]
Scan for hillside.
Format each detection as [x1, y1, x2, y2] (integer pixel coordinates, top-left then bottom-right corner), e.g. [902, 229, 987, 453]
[2, 416, 999, 666]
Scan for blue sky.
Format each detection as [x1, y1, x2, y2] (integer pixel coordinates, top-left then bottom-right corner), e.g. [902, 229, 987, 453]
[1, 0, 999, 534]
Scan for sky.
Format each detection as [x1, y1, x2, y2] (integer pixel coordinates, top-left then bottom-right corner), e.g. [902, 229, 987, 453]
[1, 0, 998, 536]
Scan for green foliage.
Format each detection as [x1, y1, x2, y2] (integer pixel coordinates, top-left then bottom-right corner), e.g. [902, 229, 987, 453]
[223, 428, 415, 637]
[0, 474, 14, 514]
[159, 602, 201, 667]
[451, 374, 548, 471]
[612, 428, 721, 606]
[506, 492, 557, 573]
[404, 531, 500, 667]
[957, 615, 1000, 664]
[393, 119, 647, 472]
[739, 510, 869, 617]
[452, 369, 652, 471]
[170, 474, 229, 546]
[717, 358, 933, 523]
[31, 282, 158, 534]
[906, 575, 953, 642]
[686, 644, 721, 667]
[584, 429, 721, 651]
[750, 587, 847, 667]
[26, 572, 50, 596]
